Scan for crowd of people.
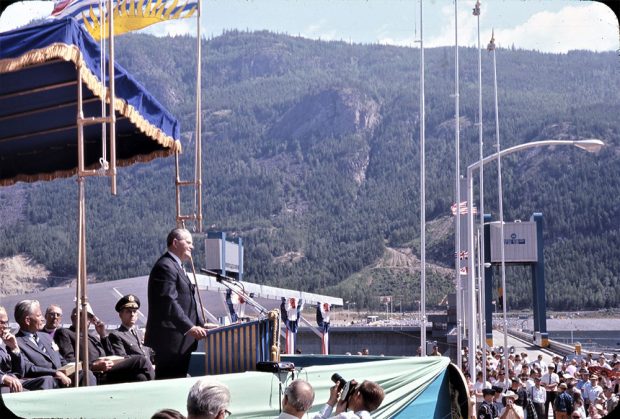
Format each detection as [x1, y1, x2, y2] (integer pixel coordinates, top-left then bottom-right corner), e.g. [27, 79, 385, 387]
[462, 347, 619, 419]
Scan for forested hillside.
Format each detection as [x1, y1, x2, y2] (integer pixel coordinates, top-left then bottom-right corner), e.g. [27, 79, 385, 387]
[1, 30, 618, 310]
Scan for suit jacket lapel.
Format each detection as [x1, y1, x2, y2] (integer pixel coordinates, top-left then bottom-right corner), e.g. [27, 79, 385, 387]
[176, 262, 194, 290]
[22, 335, 53, 362]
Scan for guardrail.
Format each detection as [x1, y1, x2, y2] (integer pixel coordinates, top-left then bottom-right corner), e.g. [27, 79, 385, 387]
[507, 329, 614, 359]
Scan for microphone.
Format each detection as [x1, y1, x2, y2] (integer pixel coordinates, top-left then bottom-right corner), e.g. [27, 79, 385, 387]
[199, 268, 238, 282]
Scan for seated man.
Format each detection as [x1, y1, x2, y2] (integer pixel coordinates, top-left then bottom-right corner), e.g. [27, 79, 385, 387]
[1, 305, 56, 392]
[314, 379, 385, 418]
[40, 304, 63, 339]
[279, 379, 315, 418]
[107, 295, 155, 371]
[54, 304, 153, 384]
[186, 378, 231, 419]
[14, 300, 94, 388]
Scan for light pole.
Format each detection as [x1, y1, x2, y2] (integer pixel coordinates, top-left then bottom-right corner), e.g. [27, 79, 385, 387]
[466, 138, 604, 376]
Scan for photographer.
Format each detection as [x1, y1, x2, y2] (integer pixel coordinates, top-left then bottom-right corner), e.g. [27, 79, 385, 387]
[500, 391, 524, 419]
[313, 378, 384, 419]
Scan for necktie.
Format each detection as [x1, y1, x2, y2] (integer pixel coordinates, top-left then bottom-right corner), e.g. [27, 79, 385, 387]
[131, 328, 142, 349]
[33, 333, 47, 353]
[185, 270, 196, 294]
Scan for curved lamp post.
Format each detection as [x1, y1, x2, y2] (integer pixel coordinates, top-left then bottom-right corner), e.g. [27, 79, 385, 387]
[465, 138, 604, 380]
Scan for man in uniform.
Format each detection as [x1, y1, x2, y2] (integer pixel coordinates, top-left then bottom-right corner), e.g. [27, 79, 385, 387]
[478, 388, 498, 419]
[107, 294, 154, 379]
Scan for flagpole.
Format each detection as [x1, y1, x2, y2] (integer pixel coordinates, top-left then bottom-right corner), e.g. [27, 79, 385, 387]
[453, 0, 466, 373]
[473, 0, 486, 381]
[419, 0, 427, 357]
[488, 31, 510, 378]
[195, 0, 203, 233]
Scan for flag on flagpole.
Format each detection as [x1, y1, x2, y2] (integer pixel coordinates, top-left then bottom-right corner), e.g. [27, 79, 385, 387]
[451, 201, 478, 216]
[51, 0, 198, 40]
[454, 250, 469, 260]
[459, 266, 468, 275]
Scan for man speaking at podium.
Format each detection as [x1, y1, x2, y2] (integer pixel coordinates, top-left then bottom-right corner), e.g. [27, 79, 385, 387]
[145, 228, 208, 379]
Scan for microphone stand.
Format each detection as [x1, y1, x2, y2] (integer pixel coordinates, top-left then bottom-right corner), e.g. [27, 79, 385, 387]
[200, 269, 269, 318]
[189, 255, 207, 325]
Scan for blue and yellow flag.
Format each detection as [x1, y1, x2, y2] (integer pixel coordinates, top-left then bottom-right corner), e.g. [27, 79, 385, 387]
[51, 0, 198, 40]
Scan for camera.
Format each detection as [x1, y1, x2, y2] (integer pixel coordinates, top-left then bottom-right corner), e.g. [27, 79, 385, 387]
[331, 373, 357, 402]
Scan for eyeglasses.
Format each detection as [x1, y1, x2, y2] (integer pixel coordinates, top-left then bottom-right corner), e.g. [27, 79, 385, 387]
[224, 409, 232, 418]
[0, 320, 9, 325]
[47, 312, 62, 317]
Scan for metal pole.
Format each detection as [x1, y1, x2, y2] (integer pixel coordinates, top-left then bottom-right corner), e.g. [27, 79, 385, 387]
[419, 0, 427, 357]
[489, 36, 510, 377]
[108, 0, 116, 195]
[76, 63, 89, 386]
[473, 0, 486, 381]
[477, 228, 486, 380]
[467, 166, 476, 380]
[195, 0, 203, 232]
[454, 0, 466, 371]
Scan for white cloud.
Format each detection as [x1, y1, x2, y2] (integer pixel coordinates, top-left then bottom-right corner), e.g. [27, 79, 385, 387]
[378, 36, 417, 48]
[425, 3, 480, 49]
[298, 19, 340, 42]
[141, 18, 196, 37]
[0, 1, 52, 32]
[493, 3, 618, 53]
[422, 3, 617, 53]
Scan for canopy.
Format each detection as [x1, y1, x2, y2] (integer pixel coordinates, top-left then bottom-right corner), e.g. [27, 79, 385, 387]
[1, 356, 469, 418]
[0, 17, 181, 186]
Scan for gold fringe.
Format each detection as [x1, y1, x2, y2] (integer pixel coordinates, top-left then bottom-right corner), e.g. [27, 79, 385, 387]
[0, 43, 182, 186]
[0, 149, 173, 187]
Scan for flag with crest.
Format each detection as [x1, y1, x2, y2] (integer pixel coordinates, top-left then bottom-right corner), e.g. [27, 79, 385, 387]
[51, 0, 198, 40]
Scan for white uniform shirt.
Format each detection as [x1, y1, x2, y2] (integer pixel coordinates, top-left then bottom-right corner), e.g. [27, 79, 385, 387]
[540, 372, 559, 391]
[531, 385, 547, 404]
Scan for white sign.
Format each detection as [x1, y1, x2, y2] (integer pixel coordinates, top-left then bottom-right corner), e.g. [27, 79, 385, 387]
[490, 222, 538, 263]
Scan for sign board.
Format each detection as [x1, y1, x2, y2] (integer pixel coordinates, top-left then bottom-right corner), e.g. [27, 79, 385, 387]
[379, 296, 392, 304]
[490, 222, 538, 263]
[205, 237, 242, 273]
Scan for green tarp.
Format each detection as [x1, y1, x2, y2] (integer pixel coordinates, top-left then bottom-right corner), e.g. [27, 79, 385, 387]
[2, 356, 465, 418]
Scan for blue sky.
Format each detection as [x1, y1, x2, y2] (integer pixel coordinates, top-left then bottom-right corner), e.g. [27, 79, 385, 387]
[1, 0, 617, 53]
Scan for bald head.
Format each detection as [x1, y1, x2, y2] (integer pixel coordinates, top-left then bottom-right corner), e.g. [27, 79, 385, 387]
[283, 380, 315, 417]
[166, 228, 193, 262]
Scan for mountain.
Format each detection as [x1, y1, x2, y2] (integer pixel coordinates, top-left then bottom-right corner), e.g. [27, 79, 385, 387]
[1, 30, 618, 310]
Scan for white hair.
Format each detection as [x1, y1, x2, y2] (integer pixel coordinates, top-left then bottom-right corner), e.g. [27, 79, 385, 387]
[14, 299, 40, 325]
[187, 379, 230, 418]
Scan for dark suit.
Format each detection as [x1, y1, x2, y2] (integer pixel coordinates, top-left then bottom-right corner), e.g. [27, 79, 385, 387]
[15, 330, 93, 387]
[16, 330, 65, 376]
[145, 252, 201, 379]
[54, 326, 112, 364]
[0, 342, 56, 392]
[54, 326, 153, 384]
[108, 326, 152, 359]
